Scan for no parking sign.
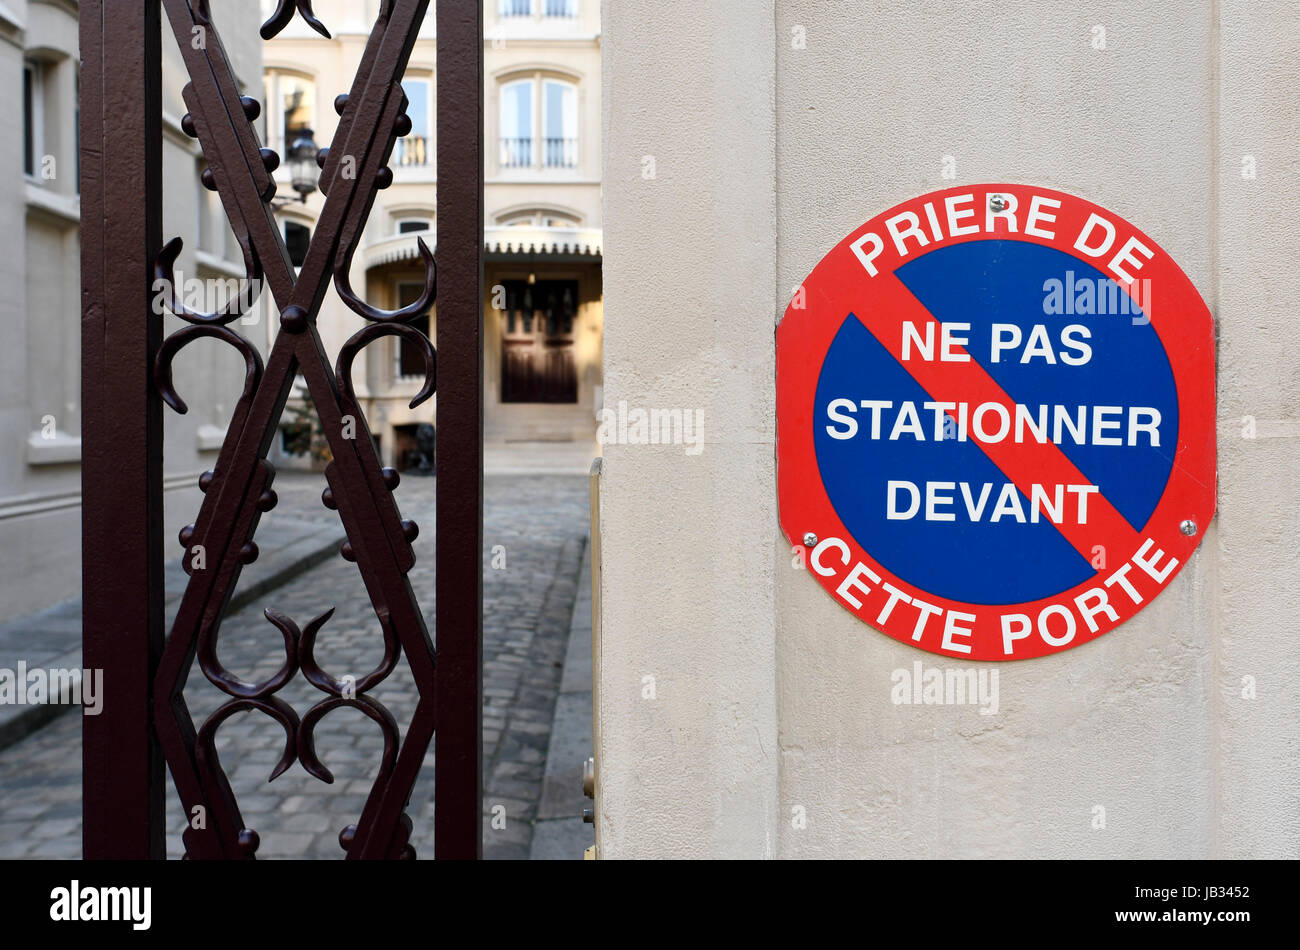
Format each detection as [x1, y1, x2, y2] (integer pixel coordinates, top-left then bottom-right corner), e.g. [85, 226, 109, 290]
[777, 184, 1215, 660]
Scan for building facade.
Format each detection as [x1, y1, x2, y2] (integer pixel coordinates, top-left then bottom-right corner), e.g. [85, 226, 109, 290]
[0, 0, 266, 619]
[0, 1, 602, 622]
[263, 0, 603, 473]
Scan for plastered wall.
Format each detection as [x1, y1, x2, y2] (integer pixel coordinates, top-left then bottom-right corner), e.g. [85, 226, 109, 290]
[0, 1, 265, 619]
[598, 0, 1299, 858]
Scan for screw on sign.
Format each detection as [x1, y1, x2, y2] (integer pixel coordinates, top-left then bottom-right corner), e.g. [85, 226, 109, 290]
[777, 184, 1215, 661]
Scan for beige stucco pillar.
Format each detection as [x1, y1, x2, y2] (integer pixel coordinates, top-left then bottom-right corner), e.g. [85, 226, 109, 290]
[597, 0, 780, 857]
[599, 0, 1298, 858]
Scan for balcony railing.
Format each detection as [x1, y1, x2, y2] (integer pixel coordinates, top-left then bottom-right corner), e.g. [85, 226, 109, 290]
[499, 0, 577, 17]
[500, 137, 578, 169]
[395, 136, 430, 167]
[544, 137, 578, 168]
[501, 137, 533, 168]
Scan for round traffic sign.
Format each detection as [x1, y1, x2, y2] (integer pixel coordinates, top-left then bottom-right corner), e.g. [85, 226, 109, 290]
[777, 184, 1215, 660]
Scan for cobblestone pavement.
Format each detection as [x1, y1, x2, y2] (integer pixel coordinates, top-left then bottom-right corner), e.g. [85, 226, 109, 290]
[0, 471, 589, 860]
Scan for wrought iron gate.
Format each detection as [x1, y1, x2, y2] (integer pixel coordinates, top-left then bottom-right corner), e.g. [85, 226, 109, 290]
[79, 0, 483, 859]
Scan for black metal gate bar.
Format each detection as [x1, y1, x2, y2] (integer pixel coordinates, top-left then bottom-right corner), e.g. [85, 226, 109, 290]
[79, 0, 484, 860]
[80, 0, 167, 860]
[435, 0, 485, 861]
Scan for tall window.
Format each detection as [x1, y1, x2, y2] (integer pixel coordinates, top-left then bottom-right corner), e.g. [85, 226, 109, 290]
[499, 79, 532, 168]
[281, 75, 313, 151]
[74, 68, 80, 193]
[263, 71, 315, 157]
[197, 159, 216, 252]
[397, 78, 431, 167]
[542, 79, 578, 168]
[23, 61, 41, 178]
[396, 282, 430, 379]
[499, 76, 578, 170]
[284, 221, 311, 268]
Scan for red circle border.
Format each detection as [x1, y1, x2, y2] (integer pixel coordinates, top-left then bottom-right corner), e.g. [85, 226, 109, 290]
[776, 184, 1216, 661]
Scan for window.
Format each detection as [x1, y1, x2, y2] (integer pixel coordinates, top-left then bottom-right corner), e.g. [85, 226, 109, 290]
[196, 158, 241, 261]
[397, 78, 431, 167]
[544, 0, 577, 17]
[499, 76, 578, 170]
[264, 71, 315, 156]
[396, 282, 430, 379]
[74, 68, 80, 193]
[397, 218, 432, 234]
[497, 209, 581, 228]
[285, 221, 311, 267]
[23, 60, 42, 179]
[499, 0, 532, 17]
[499, 79, 532, 168]
[281, 76, 313, 151]
[197, 159, 215, 251]
[542, 80, 578, 168]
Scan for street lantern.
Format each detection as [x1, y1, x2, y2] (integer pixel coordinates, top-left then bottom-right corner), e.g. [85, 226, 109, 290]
[287, 128, 320, 203]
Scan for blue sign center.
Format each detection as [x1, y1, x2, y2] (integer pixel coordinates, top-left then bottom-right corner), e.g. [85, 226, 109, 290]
[813, 239, 1179, 605]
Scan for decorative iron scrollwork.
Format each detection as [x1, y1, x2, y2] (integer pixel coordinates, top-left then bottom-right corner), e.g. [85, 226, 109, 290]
[154, 323, 264, 415]
[153, 0, 438, 860]
[335, 237, 437, 325]
[155, 237, 264, 325]
[338, 322, 437, 410]
[259, 0, 331, 40]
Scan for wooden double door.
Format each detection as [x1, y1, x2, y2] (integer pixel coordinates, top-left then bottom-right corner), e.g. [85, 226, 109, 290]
[500, 279, 579, 403]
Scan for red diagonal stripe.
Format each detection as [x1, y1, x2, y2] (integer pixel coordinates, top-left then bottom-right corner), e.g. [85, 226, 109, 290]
[840, 271, 1141, 563]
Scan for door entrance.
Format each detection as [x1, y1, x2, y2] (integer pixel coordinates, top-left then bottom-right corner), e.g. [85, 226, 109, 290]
[501, 279, 579, 403]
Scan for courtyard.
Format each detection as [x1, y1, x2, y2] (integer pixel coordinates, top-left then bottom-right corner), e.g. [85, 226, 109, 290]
[0, 470, 594, 860]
